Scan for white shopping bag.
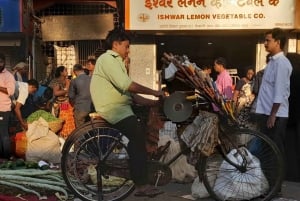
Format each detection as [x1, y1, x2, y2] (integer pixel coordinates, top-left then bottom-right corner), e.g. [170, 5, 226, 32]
[213, 147, 269, 200]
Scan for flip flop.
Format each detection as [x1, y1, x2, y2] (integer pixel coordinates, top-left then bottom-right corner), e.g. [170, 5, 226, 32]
[134, 187, 164, 198]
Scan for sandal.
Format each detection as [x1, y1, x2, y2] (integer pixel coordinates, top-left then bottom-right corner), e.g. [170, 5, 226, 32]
[134, 187, 164, 198]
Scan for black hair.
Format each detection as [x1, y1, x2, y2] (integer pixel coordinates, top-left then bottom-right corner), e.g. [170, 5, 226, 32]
[265, 28, 287, 50]
[73, 63, 83, 71]
[202, 65, 212, 70]
[27, 79, 39, 89]
[104, 28, 131, 50]
[214, 57, 227, 68]
[87, 58, 96, 65]
[54, 66, 65, 78]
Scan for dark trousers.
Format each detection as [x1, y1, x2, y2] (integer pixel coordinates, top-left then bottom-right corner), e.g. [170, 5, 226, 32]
[257, 114, 288, 184]
[257, 114, 288, 156]
[0, 111, 12, 159]
[113, 115, 148, 185]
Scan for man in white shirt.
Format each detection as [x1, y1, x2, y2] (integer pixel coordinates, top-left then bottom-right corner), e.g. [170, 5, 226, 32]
[256, 29, 292, 194]
[14, 79, 39, 130]
[256, 28, 292, 155]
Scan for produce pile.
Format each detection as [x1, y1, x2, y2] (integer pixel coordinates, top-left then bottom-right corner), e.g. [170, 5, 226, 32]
[0, 110, 68, 200]
[27, 110, 60, 123]
[0, 164, 68, 200]
[162, 52, 237, 122]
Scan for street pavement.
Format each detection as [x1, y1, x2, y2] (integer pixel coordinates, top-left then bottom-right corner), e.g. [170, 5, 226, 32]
[120, 181, 300, 201]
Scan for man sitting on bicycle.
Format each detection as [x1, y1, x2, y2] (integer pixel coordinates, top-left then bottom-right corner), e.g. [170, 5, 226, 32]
[90, 28, 165, 197]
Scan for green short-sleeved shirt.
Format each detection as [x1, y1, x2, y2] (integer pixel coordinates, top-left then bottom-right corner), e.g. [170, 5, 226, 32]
[90, 50, 133, 124]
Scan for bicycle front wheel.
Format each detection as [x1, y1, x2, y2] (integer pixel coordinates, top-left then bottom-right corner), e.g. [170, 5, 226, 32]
[61, 123, 134, 201]
[199, 128, 284, 201]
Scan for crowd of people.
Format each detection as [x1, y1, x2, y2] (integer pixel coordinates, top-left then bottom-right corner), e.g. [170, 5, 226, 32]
[0, 27, 295, 197]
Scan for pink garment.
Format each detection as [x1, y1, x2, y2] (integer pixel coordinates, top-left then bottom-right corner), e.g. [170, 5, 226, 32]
[215, 69, 233, 99]
[0, 68, 15, 112]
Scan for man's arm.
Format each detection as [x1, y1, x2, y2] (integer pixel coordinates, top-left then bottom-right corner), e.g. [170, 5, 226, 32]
[68, 80, 76, 105]
[132, 94, 160, 107]
[0, 86, 8, 94]
[128, 82, 164, 97]
[14, 102, 27, 130]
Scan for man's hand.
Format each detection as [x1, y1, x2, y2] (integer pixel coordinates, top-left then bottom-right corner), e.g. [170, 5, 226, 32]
[21, 121, 28, 131]
[154, 90, 166, 98]
[267, 103, 280, 128]
[267, 114, 276, 128]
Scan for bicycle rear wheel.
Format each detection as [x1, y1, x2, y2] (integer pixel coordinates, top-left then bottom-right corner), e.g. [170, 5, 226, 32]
[61, 122, 134, 201]
[199, 128, 284, 201]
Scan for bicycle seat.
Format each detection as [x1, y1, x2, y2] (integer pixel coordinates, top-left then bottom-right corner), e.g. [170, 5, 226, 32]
[89, 112, 105, 120]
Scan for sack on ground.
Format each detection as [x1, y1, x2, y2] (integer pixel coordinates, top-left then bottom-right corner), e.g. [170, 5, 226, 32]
[191, 176, 210, 198]
[26, 117, 61, 163]
[158, 135, 197, 182]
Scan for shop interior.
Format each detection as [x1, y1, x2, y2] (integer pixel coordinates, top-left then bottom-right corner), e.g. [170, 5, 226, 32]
[133, 31, 263, 79]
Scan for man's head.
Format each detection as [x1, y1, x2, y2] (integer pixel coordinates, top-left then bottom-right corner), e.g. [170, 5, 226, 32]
[27, 79, 39, 94]
[264, 28, 287, 55]
[86, 59, 96, 72]
[73, 64, 84, 76]
[214, 57, 227, 73]
[13, 62, 28, 71]
[0, 53, 6, 72]
[202, 65, 212, 75]
[105, 28, 131, 60]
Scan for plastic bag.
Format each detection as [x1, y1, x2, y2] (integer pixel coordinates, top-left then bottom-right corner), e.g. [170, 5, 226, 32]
[213, 147, 269, 200]
[191, 177, 210, 198]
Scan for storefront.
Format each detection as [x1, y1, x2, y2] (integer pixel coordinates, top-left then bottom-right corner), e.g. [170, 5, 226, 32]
[124, 0, 299, 79]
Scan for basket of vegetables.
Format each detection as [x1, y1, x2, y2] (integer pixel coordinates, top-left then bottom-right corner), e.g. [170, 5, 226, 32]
[47, 119, 64, 133]
[27, 110, 64, 133]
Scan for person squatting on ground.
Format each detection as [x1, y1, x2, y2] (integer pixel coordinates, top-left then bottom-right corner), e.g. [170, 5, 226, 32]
[255, 28, 292, 186]
[90, 28, 165, 197]
[69, 64, 92, 127]
[0, 53, 15, 159]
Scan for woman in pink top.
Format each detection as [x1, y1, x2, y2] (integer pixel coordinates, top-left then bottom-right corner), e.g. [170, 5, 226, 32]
[213, 57, 233, 99]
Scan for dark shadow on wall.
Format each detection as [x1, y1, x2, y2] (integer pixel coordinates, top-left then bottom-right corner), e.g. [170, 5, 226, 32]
[285, 53, 300, 182]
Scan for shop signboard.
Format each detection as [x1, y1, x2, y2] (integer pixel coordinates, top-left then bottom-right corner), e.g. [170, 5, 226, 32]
[0, 0, 21, 32]
[125, 0, 295, 30]
[41, 14, 114, 41]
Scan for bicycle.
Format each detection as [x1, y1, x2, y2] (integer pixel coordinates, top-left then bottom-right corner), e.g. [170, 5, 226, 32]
[61, 92, 284, 201]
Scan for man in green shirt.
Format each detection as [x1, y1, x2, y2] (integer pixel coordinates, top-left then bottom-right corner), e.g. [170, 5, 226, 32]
[90, 28, 164, 197]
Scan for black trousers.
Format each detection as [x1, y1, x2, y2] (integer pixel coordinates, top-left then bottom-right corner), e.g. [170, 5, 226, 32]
[257, 114, 288, 156]
[257, 114, 288, 184]
[113, 115, 148, 185]
[0, 111, 12, 159]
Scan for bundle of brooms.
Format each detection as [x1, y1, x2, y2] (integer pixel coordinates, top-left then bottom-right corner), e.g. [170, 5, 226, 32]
[162, 52, 237, 122]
